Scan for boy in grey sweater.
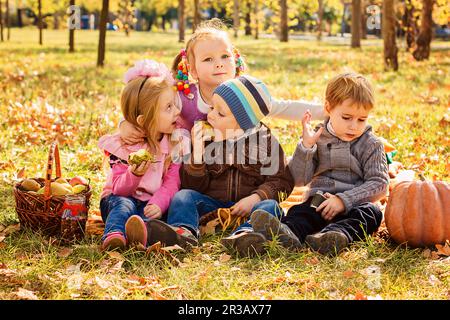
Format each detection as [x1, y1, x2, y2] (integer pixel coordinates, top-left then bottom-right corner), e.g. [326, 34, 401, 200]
[251, 72, 389, 255]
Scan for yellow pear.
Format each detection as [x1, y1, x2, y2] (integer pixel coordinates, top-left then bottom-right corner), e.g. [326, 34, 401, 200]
[72, 184, 87, 194]
[37, 187, 45, 194]
[21, 179, 41, 192]
[55, 178, 69, 185]
[50, 182, 73, 196]
[128, 149, 154, 165]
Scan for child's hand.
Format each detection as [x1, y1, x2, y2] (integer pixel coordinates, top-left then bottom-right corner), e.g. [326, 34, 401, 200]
[316, 193, 345, 221]
[119, 120, 146, 145]
[144, 204, 162, 219]
[302, 109, 324, 149]
[231, 194, 262, 217]
[130, 160, 151, 176]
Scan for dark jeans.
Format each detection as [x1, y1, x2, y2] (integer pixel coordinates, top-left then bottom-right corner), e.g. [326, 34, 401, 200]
[100, 194, 149, 241]
[282, 197, 383, 243]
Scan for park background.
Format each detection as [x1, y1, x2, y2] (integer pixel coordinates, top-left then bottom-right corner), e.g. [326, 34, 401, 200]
[0, 0, 449, 300]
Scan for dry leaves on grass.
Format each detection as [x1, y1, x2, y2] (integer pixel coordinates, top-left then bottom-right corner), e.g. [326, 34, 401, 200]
[422, 241, 450, 260]
[145, 241, 182, 266]
[15, 288, 39, 300]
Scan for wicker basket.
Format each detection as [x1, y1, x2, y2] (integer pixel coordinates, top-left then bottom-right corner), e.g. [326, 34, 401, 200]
[13, 142, 92, 242]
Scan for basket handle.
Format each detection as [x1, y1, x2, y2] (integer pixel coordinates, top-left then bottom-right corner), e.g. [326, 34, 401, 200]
[44, 141, 62, 201]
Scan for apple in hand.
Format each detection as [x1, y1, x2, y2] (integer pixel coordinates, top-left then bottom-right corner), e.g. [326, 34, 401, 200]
[69, 176, 89, 187]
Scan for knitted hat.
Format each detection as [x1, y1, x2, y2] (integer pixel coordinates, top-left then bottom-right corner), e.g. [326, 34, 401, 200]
[214, 75, 272, 130]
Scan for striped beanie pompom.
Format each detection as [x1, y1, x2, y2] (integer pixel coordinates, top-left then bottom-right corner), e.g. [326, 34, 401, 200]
[214, 75, 272, 130]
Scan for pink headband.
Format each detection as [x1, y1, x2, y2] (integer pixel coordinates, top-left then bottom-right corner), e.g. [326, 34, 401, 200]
[123, 59, 174, 84]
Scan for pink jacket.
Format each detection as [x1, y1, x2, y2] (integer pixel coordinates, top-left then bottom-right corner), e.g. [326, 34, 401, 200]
[98, 133, 181, 214]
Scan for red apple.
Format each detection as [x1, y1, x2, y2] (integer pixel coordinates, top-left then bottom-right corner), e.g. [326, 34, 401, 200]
[69, 176, 89, 187]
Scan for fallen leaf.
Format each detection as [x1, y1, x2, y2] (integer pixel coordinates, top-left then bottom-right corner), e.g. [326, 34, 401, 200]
[16, 167, 26, 180]
[354, 292, 368, 300]
[16, 288, 39, 300]
[218, 253, 231, 263]
[3, 224, 21, 236]
[439, 114, 450, 128]
[57, 247, 73, 258]
[200, 218, 220, 236]
[343, 270, 355, 279]
[107, 251, 125, 261]
[95, 276, 112, 289]
[161, 244, 185, 252]
[304, 256, 320, 265]
[435, 241, 450, 257]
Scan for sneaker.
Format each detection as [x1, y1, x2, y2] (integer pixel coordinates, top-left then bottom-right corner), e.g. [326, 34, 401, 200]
[251, 209, 302, 249]
[125, 215, 147, 248]
[102, 232, 126, 251]
[305, 231, 349, 256]
[221, 232, 267, 257]
[146, 219, 198, 250]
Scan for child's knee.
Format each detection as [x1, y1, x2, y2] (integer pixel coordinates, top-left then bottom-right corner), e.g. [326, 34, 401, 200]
[172, 189, 201, 205]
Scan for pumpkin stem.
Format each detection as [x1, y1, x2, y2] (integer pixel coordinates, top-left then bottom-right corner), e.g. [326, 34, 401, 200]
[418, 173, 426, 181]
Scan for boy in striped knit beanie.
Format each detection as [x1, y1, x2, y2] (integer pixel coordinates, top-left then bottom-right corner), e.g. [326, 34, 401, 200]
[251, 72, 389, 256]
[145, 75, 294, 256]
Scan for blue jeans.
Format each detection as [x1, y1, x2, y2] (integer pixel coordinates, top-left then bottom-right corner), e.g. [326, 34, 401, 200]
[167, 189, 284, 236]
[100, 194, 149, 240]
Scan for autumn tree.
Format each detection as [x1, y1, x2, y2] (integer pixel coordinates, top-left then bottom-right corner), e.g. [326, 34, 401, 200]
[383, 0, 398, 70]
[178, 0, 185, 42]
[0, 1, 3, 42]
[6, 0, 9, 40]
[280, 0, 288, 42]
[69, 0, 75, 52]
[351, 0, 361, 47]
[233, 0, 239, 38]
[193, 0, 200, 32]
[413, 0, 434, 61]
[317, 0, 324, 40]
[97, 0, 109, 67]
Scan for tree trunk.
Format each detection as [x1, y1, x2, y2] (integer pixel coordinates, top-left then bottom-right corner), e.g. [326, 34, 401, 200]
[124, 0, 130, 37]
[413, 0, 433, 61]
[193, 0, 200, 33]
[53, 12, 60, 29]
[382, 0, 398, 70]
[280, 0, 288, 42]
[245, 0, 251, 36]
[69, 0, 75, 53]
[317, 0, 324, 40]
[178, 0, 185, 42]
[254, 0, 259, 39]
[0, 0, 3, 42]
[351, 0, 361, 48]
[361, 0, 367, 39]
[97, 0, 109, 67]
[17, 8, 23, 28]
[38, 0, 42, 45]
[6, 0, 9, 40]
[404, 0, 416, 51]
[233, 0, 239, 38]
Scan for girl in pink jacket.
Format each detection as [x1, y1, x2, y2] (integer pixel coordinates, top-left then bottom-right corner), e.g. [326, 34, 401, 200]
[98, 60, 181, 251]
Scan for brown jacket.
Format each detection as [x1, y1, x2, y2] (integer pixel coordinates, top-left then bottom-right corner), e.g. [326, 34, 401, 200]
[181, 124, 294, 203]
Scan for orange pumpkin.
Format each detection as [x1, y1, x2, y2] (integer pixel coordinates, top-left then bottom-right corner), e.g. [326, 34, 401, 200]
[385, 180, 450, 247]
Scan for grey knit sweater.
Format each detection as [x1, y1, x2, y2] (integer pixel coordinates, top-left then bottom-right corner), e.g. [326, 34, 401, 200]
[288, 119, 389, 213]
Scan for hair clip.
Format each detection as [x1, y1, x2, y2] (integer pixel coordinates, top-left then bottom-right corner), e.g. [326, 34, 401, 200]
[234, 48, 245, 76]
[175, 49, 191, 96]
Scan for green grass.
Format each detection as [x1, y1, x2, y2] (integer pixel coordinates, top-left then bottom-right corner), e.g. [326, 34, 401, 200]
[0, 28, 449, 300]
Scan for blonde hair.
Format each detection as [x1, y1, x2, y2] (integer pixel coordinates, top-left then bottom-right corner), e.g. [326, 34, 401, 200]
[325, 72, 374, 110]
[121, 76, 174, 171]
[171, 18, 246, 77]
